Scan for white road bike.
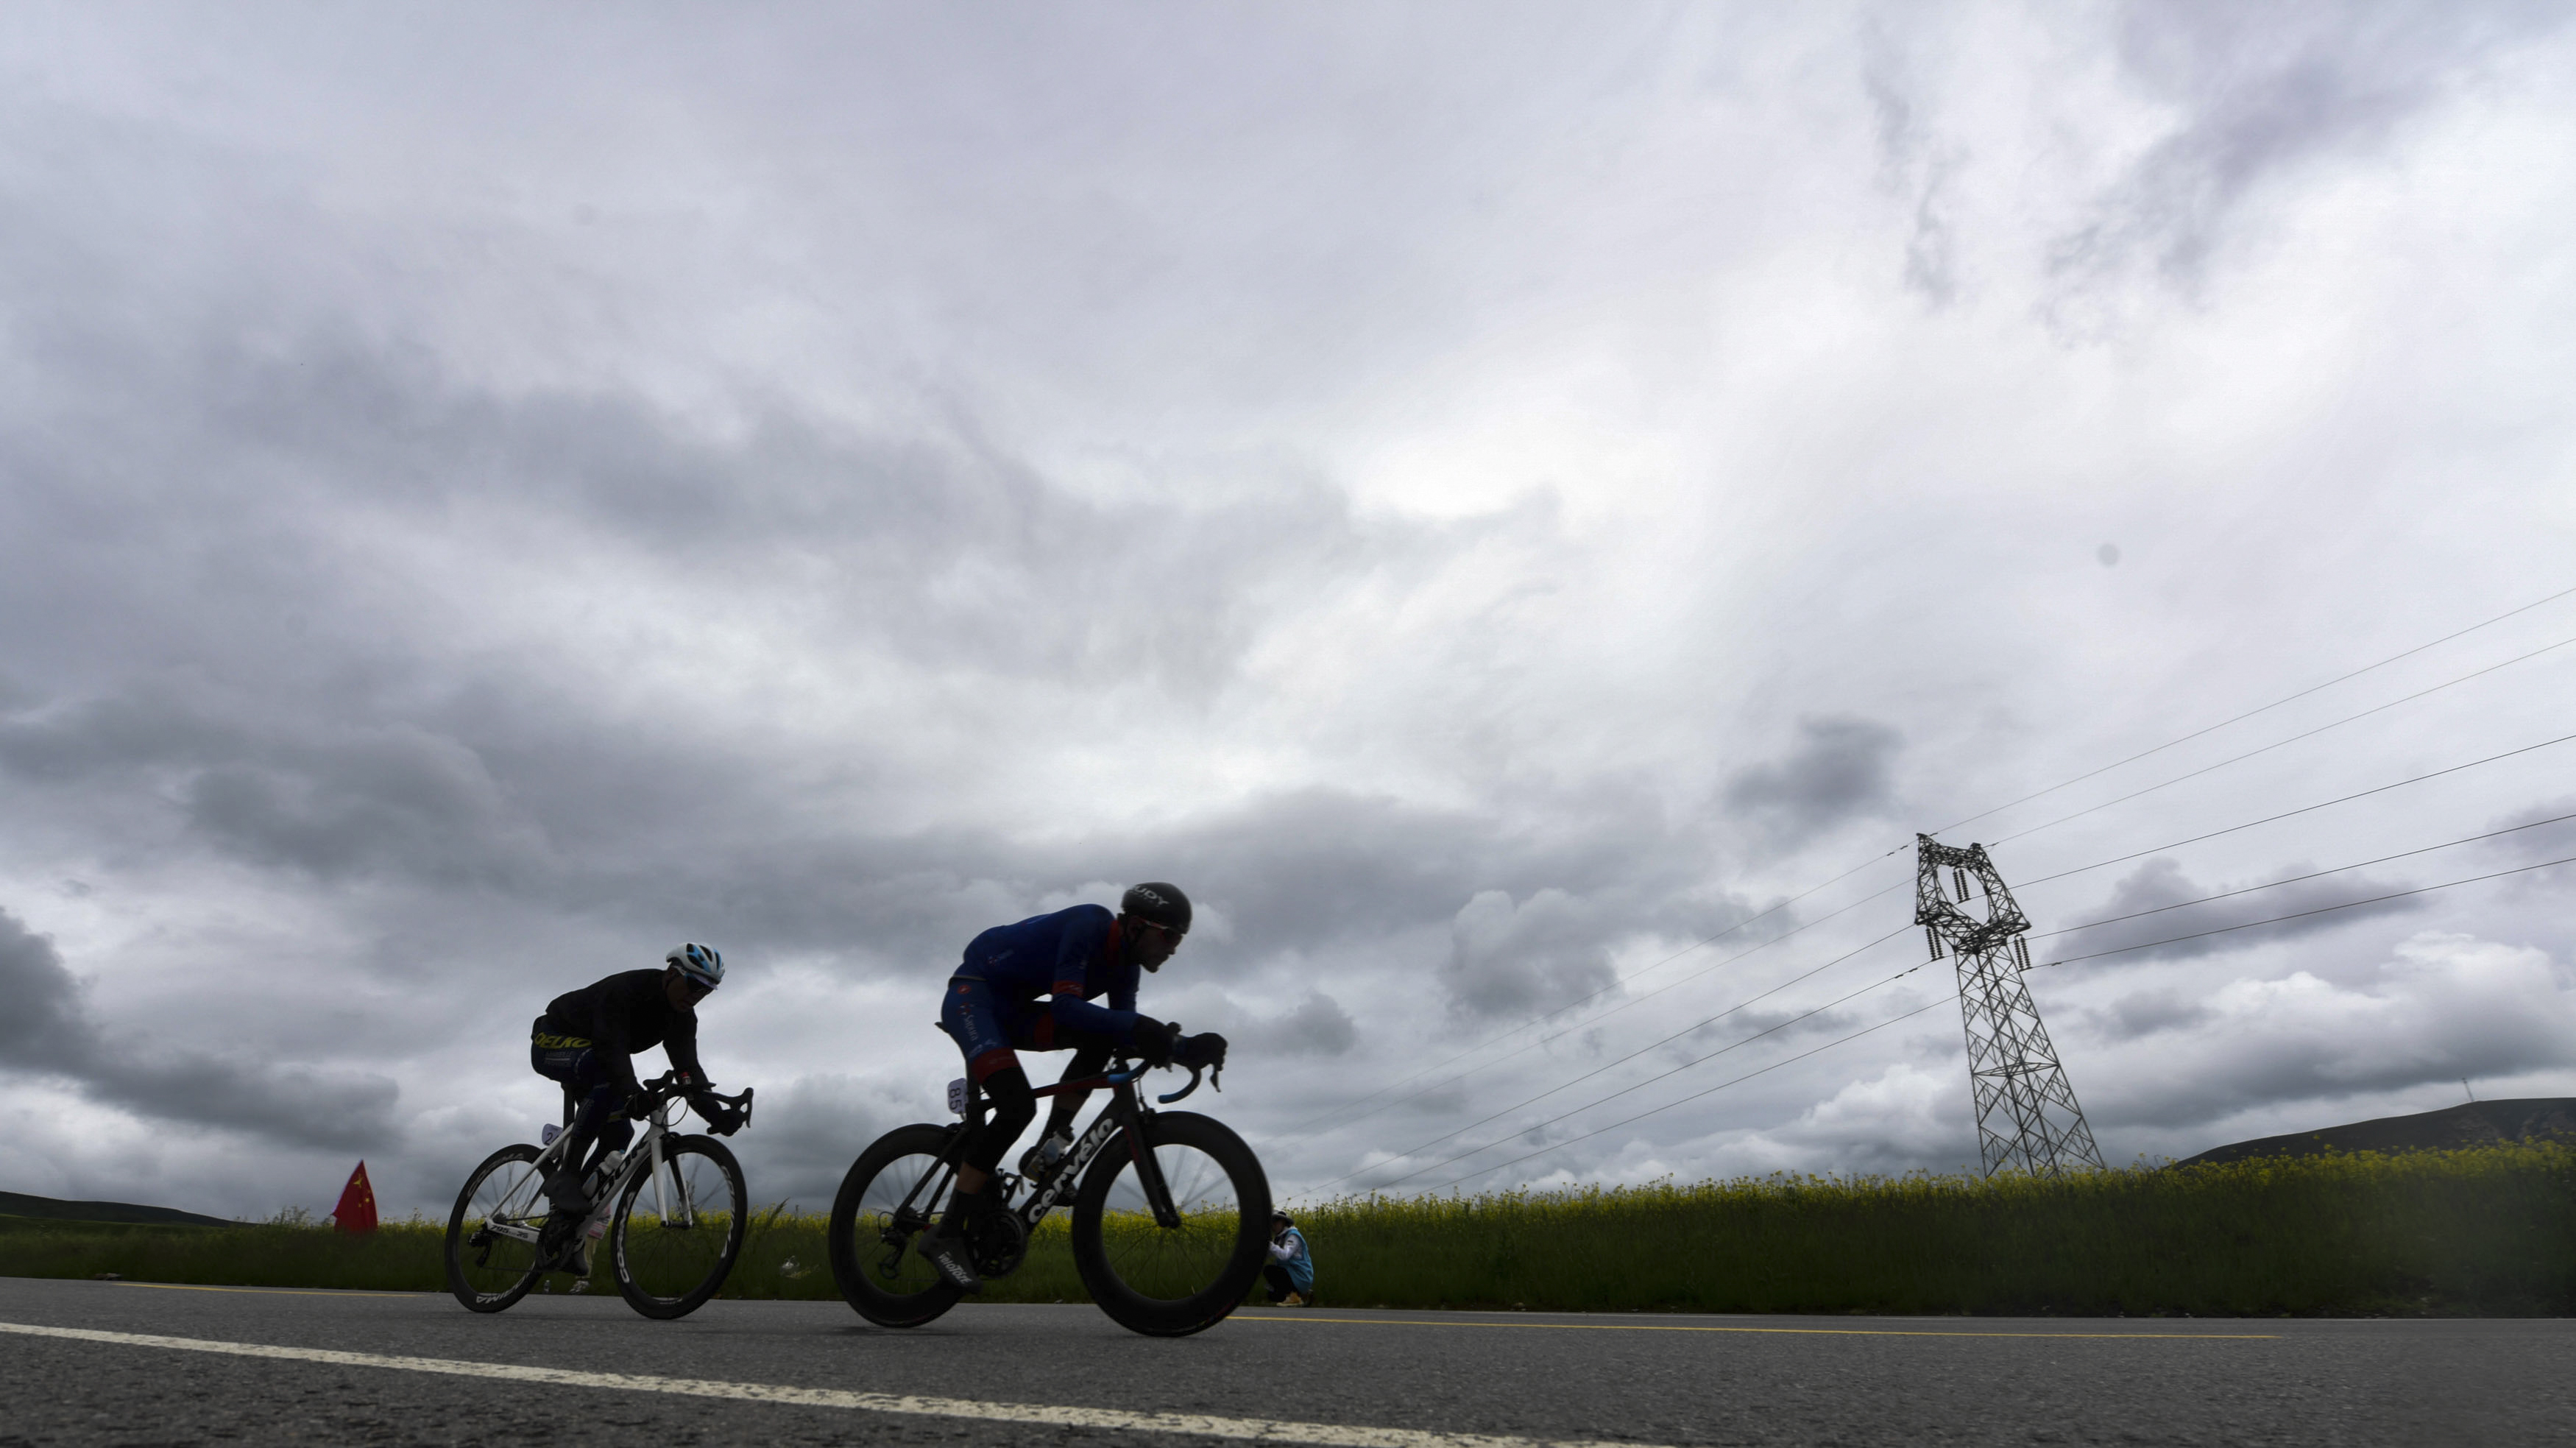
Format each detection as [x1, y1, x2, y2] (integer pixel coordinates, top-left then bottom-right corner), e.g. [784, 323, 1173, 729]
[443, 1071, 754, 1318]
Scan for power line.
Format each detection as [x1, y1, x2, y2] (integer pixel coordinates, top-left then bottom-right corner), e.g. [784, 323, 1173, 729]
[1304, 731, 2576, 1194]
[1345, 958, 1933, 1193]
[1286, 589, 2576, 1187]
[1931, 582, 2576, 837]
[1989, 632, 2576, 849]
[2029, 851, 2576, 970]
[1409, 995, 1959, 1196]
[1298, 924, 1917, 1195]
[1287, 587, 2576, 1144]
[1317, 738, 2575, 1181]
[2025, 810, 2576, 943]
[1404, 841, 2576, 1195]
[2011, 730, 2576, 892]
[1270, 850, 1911, 1140]
[1282, 879, 1911, 1144]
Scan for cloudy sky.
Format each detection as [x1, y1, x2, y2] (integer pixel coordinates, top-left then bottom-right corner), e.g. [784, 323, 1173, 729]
[3, 1, 2573, 1220]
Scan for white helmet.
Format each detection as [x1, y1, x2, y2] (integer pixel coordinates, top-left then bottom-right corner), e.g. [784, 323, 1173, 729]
[666, 942, 725, 990]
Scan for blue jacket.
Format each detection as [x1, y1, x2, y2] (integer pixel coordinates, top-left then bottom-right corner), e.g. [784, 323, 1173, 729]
[1269, 1225, 1313, 1293]
[957, 903, 1144, 1043]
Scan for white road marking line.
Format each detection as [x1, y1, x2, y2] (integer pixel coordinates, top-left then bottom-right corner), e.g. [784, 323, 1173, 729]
[0, 1320, 1653, 1448]
[1231, 1313, 2276, 1340]
[112, 1282, 425, 1299]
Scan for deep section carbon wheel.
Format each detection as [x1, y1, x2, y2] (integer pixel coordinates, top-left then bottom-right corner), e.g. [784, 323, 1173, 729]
[828, 1123, 966, 1328]
[1071, 1111, 1270, 1337]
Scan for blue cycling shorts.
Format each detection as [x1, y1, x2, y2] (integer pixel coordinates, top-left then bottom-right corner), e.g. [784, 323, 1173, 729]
[941, 976, 1075, 1083]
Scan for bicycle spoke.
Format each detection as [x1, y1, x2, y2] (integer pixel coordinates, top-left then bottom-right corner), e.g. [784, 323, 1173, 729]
[851, 1152, 951, 1295]
[616, 1142, 743, 1307]
[1096, 1141, 1244, 1302]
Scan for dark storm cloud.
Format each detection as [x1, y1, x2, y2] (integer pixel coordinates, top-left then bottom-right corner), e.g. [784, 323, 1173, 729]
[2051, 0, 2568, 297]
[0, 158, 1777, 1160]
[0, 316, 1415, 701]
[1722, 716, 1903, 849]
[1, 691, 551, 887]
[0, 905, 399, 1150]
[2038, 856, 2424, 966]
[0, 907, 93, 1070]
[727, 1073, 924, 1211]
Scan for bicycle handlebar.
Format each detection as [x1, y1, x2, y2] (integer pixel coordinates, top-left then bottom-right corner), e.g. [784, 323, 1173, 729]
[1156, 1063, 1203, 1105]
[640, 1073, 756, 1132]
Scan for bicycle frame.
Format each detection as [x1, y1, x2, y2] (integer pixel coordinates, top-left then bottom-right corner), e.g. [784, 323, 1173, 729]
[477, 1076, 744, 1251]
[884, 1059, 1206, 1248]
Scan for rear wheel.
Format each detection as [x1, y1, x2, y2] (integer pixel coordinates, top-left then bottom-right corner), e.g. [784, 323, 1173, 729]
[1071, 1111, 1270, 1337]
[609, 1135, 747, 1319]
[444, 1144, 547, 1313]
[828, 1123, 967, 1328]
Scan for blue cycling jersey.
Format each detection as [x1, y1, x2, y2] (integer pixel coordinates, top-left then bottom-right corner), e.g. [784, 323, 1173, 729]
[955, 903, 1142, 1044]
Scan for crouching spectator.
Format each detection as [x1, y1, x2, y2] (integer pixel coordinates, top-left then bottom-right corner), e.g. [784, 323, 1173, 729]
[1264, 1211, 1313, 1306]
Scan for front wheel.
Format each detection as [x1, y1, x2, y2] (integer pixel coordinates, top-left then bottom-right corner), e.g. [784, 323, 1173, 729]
[609, 1134, 747, 1319]
[445, 1143, 547, 1313]
[1072, 1111, 1270, 1337]
[828, 1123, 966, 1328]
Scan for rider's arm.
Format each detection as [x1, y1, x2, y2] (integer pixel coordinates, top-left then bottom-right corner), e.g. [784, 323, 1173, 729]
[662, 1000, 709, 1087]
[1045, 908, 1143, 1041]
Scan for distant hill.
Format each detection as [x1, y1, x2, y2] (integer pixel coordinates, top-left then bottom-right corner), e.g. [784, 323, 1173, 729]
[0, 1190, 230, 1227]
[2176, 1098, 2576, 1168]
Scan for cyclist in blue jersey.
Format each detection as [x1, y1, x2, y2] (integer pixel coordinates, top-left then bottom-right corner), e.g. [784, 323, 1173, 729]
[917, 881, 1226, 1290]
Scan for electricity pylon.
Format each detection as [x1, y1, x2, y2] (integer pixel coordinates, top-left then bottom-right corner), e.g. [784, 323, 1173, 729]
[1915, 834, 2105, 1176]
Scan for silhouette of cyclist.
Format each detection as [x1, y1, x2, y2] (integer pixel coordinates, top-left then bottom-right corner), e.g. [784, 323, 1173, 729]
[917, 882, 1225, 1290]
[529, 943, 741, 1217]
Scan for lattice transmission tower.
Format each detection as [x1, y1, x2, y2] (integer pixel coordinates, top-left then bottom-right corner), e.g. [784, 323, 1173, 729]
[1915, 834, 2106, 1176]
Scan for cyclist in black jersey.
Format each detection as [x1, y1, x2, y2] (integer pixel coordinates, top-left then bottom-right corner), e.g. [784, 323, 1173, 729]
[530, 943, 740, 1214]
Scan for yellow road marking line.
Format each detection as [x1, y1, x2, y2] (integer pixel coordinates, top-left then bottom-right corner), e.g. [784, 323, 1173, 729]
[111, 1283, 425, 1299]
[0, 1321, 1658, 1448]
[1231, 1313, 2275, 1340]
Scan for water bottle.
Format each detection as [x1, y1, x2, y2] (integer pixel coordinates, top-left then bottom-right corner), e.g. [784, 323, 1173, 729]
[587, 1150, 623, 1203]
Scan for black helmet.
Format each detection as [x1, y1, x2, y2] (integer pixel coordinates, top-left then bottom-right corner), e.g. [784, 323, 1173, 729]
[1120, 881, 1192, 936]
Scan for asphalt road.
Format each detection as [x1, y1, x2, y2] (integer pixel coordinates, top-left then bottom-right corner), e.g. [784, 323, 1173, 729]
[0, 1276, 2561, 1447]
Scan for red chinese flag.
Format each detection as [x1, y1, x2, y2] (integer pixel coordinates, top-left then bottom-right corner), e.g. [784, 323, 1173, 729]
[331, 1160, 378, 1235]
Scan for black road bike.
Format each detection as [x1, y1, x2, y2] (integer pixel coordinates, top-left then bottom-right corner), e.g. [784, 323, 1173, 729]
[444, 1072, 754, 1319]
[827, 1056, 1268, 1337]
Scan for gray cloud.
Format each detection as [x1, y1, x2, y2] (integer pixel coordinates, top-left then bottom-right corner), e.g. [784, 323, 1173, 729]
[0, 908, 93, 1070]
[0, 6, 2569, 1210]
[1722, 717, 1903, 849]
[2042, 857, 2425, 966]
[1861, 23, 1964, 307]
[1274, 992, 1359, 1057]
[0, 905, 399, 1151]
[2085, 986, 2216, 1042]
[2085, 932, 2576, 1130]
[2050, 0, 2569, 304]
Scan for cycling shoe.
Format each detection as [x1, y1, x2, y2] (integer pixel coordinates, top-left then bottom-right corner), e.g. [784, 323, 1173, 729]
[914, 1229, 984, 1293]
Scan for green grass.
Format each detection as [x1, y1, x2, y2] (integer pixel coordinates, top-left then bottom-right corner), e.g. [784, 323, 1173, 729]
[7, 1145, 2570, 1315]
